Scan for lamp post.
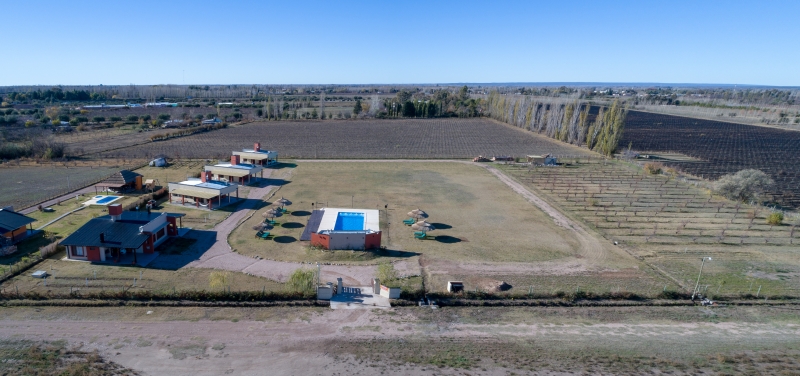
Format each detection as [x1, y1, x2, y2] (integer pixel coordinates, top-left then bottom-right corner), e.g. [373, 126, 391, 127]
[691, 257, 712, 301]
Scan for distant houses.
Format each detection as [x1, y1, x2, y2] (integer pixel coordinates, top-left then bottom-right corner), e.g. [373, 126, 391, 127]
[204, 155, 263, 184]
[201, 117, 222, 125]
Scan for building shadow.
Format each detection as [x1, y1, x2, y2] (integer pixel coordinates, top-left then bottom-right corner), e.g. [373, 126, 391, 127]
[147, 229, 216, 270]
[434, 235, 461, 244]
[272, 162, 297, 169]
[373, 248, 420, 258]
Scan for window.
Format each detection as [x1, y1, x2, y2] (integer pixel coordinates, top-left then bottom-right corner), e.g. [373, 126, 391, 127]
[157, 228, 165, 240]
[74, 246, 85, 256]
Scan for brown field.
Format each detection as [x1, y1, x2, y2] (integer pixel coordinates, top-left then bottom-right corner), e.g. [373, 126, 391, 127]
[96, 118, 592, 160]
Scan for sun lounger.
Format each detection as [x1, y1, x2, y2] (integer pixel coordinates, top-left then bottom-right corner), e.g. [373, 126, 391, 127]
[257, 231, 271, 239]
[403, 218, 415, 225]
[414, 232, 426, 239]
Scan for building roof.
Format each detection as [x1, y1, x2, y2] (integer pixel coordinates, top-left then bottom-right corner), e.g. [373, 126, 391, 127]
[96, 170, 142, 188]
[169, 188, 223, 199]
[205, 166, 252, 178]
[0, 209, 36, 234]
[174, 178, 233, 190]
[59, 211, 183, 249]
[317, 208, 380, 233]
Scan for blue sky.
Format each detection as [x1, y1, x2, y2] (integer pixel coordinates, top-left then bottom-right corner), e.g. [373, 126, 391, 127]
[2, 0, 798, 86]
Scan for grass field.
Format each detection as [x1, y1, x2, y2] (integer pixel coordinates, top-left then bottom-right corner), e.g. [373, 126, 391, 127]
[501, 159, 800, 298]
[230, 162, 580, 262]
[0, 252, 283, 296]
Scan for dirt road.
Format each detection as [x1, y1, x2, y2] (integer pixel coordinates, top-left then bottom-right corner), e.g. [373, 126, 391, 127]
[1, 306, 798, 375]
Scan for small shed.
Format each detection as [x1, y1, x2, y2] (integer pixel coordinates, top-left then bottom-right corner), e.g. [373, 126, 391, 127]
[527, 154, 558, 166]
[149, 157, 167, 167]
[447, 281, 464, 293]
[97, 170, 142, 192]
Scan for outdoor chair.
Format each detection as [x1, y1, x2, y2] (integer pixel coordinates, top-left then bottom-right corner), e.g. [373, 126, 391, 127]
[403, 218, 415, 225]
[414, 232, 427, 239]
[258, 231, 272, 239]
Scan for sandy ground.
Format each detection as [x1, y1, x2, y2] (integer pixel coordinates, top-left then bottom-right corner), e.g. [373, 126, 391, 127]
[1, 306, 799, 375]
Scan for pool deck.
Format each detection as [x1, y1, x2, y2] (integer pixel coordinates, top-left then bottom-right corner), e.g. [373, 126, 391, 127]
[82, 195, 123, 206]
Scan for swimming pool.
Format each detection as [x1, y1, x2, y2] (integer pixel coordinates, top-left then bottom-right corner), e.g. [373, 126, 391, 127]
[96, 196, 121, 204]
[333, 212, 365, 231]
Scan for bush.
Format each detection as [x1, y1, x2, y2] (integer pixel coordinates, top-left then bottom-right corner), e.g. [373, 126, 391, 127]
[376, 261, 399, 287]
[286, 268, 317, 295]
[126, 115, 139, 122]
[92, 116, 105, 122]
[109, 116, 122, 122]
[713, 169, 774, 202]
[643, 162, 663, 175]
[75, 116, 89, 123]
[157, 113, 170, 121]
[767, 211, 784, 225]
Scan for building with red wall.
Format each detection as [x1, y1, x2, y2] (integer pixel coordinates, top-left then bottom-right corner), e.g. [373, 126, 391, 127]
[304, 208, 381, 250]
[60, 204, 185, 265]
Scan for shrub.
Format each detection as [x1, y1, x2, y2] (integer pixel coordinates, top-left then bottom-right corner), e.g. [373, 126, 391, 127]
[75, 116, 89, 123]
[126, 115, 139, 122]
[158, 113, 170, 121]
[767, 211, 784, 225]
[713, 169, 774, 202]
[286, 268, 317, 295]
[92, 116, 105, 122]
[643, 162, 663, 175]
[109, 116, 122, 122]
[376, 261, 398, 287]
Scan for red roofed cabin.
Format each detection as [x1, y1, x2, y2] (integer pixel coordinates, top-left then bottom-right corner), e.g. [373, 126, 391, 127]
[60, 204, 185, 265]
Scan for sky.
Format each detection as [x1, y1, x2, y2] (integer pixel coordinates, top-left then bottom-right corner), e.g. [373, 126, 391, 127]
[1, 0, 799, 86]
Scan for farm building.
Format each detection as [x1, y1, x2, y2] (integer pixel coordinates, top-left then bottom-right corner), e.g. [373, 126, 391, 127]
[60, 204, 185, 265]
[303, 208, 381, 250]
[201, 117, 222, 125]
[204, 156, 264, 184]
[0, 208, 36, 245]
[97, 170, 143, 192]
[232, 142, 279, 166]
[527, 154, 557, 166]
[167, 171, 239, 209]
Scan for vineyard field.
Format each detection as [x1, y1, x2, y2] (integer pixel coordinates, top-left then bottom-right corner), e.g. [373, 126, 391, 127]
[621, 111, 800, 207]
[0, 166, 121, 210]
[96, 118, 592, 160]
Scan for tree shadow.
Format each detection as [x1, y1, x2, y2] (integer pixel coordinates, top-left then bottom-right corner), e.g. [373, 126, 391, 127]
[431, 223, 452, 230]
[281, 222, 304, 229]
[434, 235, 462, 244]
[273, 236, 297, 244]
[291, 210, 311, 217]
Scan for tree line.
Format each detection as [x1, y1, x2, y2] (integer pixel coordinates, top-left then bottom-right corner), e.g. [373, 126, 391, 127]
[486, 92, 627, 156]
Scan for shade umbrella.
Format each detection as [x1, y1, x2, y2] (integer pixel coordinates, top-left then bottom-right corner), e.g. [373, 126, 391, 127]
[275, 197, 292, 207]
[411, 221, 435, 233]
[407, 209, 429, 220]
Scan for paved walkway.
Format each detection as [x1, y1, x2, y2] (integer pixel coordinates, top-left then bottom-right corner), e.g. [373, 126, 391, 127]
[329, 286, 391, 310]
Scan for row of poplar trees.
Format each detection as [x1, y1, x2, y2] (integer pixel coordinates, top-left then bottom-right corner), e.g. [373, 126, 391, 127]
[486, 92, 627, 156]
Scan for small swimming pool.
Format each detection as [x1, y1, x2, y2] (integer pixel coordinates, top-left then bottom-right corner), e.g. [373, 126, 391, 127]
[96, 196, 121, 204]
[333, 212, 365, 231]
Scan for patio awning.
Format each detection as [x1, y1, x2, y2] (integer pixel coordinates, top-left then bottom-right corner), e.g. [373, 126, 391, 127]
[169, 188, 221, 199]
[206, 167, 251, 177]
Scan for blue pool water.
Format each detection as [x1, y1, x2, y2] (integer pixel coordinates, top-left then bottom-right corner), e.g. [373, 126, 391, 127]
[96, 196, 121, 204]
[333, 212, 365, 231]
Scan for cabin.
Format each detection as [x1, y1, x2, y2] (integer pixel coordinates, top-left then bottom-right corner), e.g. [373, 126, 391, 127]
[0, 208, 36, 245]
[204, 155, 263, 185]
[232, 142, 279, 166]
[527, 154, 558, 166]
[60, 204, 185, 265]
[303, 208, 381, 250]
[97, 170, 143, 193]
[168, 171, 239, 210]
